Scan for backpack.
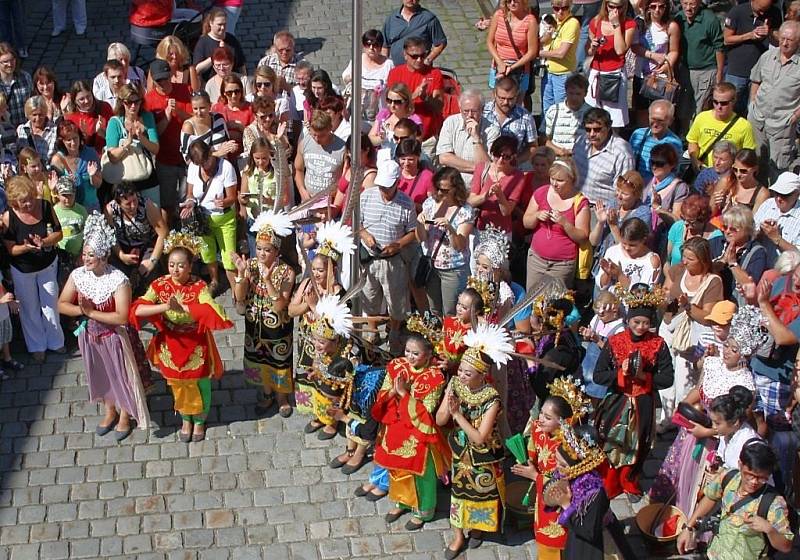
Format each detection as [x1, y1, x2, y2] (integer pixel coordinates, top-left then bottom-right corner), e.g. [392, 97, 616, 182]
[718, 469, 780, 558]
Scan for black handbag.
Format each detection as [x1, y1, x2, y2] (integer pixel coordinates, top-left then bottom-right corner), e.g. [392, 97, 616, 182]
[414, 208, 460, 288]
[181, 172, 214, 236]
[596, 72, 622, 103]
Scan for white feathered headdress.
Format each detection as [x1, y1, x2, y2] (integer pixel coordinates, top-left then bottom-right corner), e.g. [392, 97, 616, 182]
[310, 294, 353, 340]
[462, 323, 514, 374]
[316, 221, 356, 261]
[250, 210, 294, 247]
[83, 212, 116, 257]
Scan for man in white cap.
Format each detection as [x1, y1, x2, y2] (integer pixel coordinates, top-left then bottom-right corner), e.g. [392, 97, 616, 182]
[359, 159, 418, 354]
[754, 171, 800, 260]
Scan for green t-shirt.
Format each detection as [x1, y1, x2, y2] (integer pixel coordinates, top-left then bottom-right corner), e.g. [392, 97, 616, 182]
[55, 203, 88, 256]
[676, 8, 724, 70]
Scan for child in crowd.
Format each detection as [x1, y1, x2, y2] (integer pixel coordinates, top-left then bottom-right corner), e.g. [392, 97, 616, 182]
[0, 270, 21, 381]
[17, 147, 55, 202]
[53, 176, 88, 282]
[580, 290, 624, 403]
[596, 217, 661, 293]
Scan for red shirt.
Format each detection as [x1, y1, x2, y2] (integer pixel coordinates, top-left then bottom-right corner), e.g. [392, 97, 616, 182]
[470, 161, 525, 233]
[397, 168, 434, 207]
[387, 64, 444, 140]
[589, 18, 637, 72]
[144, 84, 193, 166]
[129, 0, 172, 27]
[64, 102, 114, 155]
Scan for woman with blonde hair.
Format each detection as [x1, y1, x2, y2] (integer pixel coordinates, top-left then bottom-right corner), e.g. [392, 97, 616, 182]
[247, 65, 290, 125]
[147, 35, 199, 91]
[523, 157, 590, 291]
[368, 82, 421, 147]
[16, 96, 58, 162]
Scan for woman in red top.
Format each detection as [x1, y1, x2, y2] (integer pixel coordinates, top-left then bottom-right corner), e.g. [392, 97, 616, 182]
[395, 138, 433, 213]
[586, 0, 636, 127]
[486, 0, 539, 106]
[332, 133, 377, 216]
[63, 80, 114, 155]
[468, 135, 525, 235]
[522, 158, 590, 292]
[212, 74, 253, 161]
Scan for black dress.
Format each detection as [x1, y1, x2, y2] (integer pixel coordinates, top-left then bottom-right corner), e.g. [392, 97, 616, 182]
[561, 472, 610, 560]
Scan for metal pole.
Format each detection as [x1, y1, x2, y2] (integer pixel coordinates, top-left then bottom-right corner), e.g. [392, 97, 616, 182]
[349, 0, 363, 316]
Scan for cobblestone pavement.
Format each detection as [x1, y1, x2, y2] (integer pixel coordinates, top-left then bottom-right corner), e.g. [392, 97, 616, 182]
[0, 1, 664, 559]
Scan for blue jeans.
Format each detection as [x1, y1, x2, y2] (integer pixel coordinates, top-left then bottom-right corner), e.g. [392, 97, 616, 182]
[725, 73, 750, 117]
[573, 1, 601, 71]
[222, 5, 242, 36]
[0, 0, 25, 50]
[541, 71, 569, 118]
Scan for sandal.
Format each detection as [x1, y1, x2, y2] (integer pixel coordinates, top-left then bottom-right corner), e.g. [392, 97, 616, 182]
[405, 518, 425, 531]
[365, 489, 388, 502]
[354, 485, 371, 498]
[1, 359, 23, 371]
[384, 509, 406, 523]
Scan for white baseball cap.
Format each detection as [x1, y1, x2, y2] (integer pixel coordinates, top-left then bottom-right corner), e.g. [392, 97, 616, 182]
[374, 159, 400, 189]
[770, 172, 800, 195]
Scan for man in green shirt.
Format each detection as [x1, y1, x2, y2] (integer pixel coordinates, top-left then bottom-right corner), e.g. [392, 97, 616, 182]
[676, 0, 725, 133]
[53, 176, 87, 267]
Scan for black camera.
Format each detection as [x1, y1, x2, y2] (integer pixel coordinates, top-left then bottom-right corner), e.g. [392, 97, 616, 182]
[693, 514, 721, 534]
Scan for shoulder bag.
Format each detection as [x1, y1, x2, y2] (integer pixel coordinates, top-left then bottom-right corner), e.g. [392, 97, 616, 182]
[640, 59, 680, 103]
[414, 205, 460, 288]
[681, 116, 739, 183]
[182, 168, 215, 237]
[100, 116, 154, 184]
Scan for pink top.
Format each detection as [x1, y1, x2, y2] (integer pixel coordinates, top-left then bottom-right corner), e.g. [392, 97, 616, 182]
[493, 11, 535, 71]
[374, 107, 423, 132]
[470, 161, 525, 233]
[530, 185, 589, 261]
[397, 168, 434, 206]
[589, 18, 636, 72]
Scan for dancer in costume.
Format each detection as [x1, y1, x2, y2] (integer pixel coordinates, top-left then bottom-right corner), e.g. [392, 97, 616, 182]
[439, 287, 485, 376]
[373, 316, 450, 531]
[550, 423, 609, 560]
[472, 225, 514, 321]
[131, 231, 233, 442]
[58, 213, 151, 442]
[511, 376, 593, 560]
[437, 323, 512, 558]
[649, 305, 760, 515]
[233, 210, 297, 417]
[288, 220, 353, 417]
[593, 283, 674, 499]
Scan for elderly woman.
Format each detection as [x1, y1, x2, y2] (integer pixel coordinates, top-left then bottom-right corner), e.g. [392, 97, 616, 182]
[715, 205, 767, 306]
[92, 42, 146, 102]
[342, 29, 395, 123]
[180, 140, 238, 296]
[233, 211, 297, 417]
[665, 193, 723, 269]
[32, 66, 69, 121]
[368, 83, 421, 147]
[57, 214, 151, 442]
[1, 176, 64, 363]
[416, 167, 475, 316]
[105, 182, 168, 295]
[105, 84, 161, 203]
[693, 140, 736, 197]
[16, 96, 58, 162]
[180, 90, 235, 161]
[0, 42, 33, 127]
[486, 0, 539, 105]
[147, 35, 199, 92]
[63, 80, 114, 154]
[51, 120, 102, 212]
[660, 236, 724, 423]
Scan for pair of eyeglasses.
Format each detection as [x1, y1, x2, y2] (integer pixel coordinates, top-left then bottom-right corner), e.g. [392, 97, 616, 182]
[650, 159, 668, 168]
[387, 98, 405, 106]
[406, 51, 429, 60]
[552, 5, 570, 11]
[224, 88, 242, 95]
[723, 224, 740, 233]
[123, 98, 141, 105]
[257, 113, 275, 120]
[255, 81, 273, 89]
[393, 134, 409, 142]
[607, 2, 623, 8]
[712, 99, 732, 107]
[585, 126, 604, 133]
[363, 40, 381, 48]
[435, 185, 451, 194]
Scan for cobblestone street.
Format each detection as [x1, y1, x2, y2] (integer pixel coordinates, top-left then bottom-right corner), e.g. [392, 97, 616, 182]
[0, 1, 657, 559]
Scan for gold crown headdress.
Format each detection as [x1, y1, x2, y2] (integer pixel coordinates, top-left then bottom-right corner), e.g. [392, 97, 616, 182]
[474, 226, 510, 269]
[531, 280, 575, 343]
[547, 376, 592, 423]
[316, 220, 356, 261]
[462, 323, 514, 375]
[406, 311, 443, 348]
[310, 294, 353, 340]
[467, 276, 498, 315]
[165, 229, 206, 257]
[557, 420, 606, 480]
[613, 283, 666, 310]
[250, 210, 294, 247]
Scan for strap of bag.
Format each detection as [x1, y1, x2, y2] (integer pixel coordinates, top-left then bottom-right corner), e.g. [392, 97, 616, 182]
[634, 129, 650, 171]
[427, 205, 461, 260]
[504, 16, 524, 61]
[197, 160, 219, 206]
[549, 102, 560, 139]
[699, 116, 739, 163]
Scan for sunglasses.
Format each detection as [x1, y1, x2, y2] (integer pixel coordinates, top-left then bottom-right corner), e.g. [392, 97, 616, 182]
[393, 134, 409, 142]
[406, 52, 429, 60]
[435, 186, 451, 194]
[363, 40, 382, 48]
[257, 113, 275, 119]
[495, 152, 515, 160]
[255, 81, 273, 88]
[723, 224, 740, 232]
[123, 98, 141, 105]
[650, 159, 668, 167]
[585, 126, 605, 133]
[712, 99, 732, 106]
[387, 98, 406, 105]
[732, 166, 752, 174]
[224, 88, 242, 95]
[607, 2, 623, 8]
[552, 5, 570, 10]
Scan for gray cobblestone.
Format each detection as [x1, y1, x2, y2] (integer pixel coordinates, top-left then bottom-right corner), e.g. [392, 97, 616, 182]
[39, 541, 69, 560]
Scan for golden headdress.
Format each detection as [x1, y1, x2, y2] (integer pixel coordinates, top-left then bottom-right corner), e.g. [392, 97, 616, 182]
[556, 420, 606, 480]
[310, 294, 353, 340]
[547, 376, 592, 423]
[164, 229, 205, 257]
[531, 281, 576, 344]
[613, 282, 667, 310]
[466, 275, 498, 315]
[316, 220, 356, 261]
[406, 311, 443, 348]
[250, 210, 294, 247]
[462, 323, 514, 375]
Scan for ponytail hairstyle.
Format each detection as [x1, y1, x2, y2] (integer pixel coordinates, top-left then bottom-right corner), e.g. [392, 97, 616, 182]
[739, 438, 777, 474]
[710, 385, 754, 426]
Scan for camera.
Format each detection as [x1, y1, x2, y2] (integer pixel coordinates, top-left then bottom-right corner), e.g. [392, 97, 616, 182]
[627, 350, 641, 376]
[694, 514, 721, 534]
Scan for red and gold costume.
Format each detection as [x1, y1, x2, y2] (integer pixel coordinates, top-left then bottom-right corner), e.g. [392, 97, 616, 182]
[372, 357, 451, 519]
[439, 316, 469, 372]
[528, 422, 567, 556]
[130, 276, 233, 417]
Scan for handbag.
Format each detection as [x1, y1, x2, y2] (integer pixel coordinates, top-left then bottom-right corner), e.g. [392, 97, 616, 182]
[100, 117, 154, 184]
[414, 206, 460, 288]
[595, 72, 622, 103]
[639, 60, 680, 103]
[181, 171, 215, 237]
[667, 273, 714, 353]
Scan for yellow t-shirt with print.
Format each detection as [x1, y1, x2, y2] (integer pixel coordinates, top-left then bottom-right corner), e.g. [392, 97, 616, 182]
[545, 17, 580, 75]
[686, 111, 757, 167]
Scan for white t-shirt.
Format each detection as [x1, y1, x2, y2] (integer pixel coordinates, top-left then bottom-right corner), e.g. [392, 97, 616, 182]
[717, 426, 761, 470]
[596, 243, 660, 290]
[188, 158, 238, 215]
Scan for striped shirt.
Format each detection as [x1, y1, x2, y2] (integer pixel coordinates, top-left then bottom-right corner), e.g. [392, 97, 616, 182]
[573, 133, 634, 205]
[180, 113, 230, 161]
[541, 101, 591, 150]
[360, 187, 417, 254]
[753, 198, 800, 258]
